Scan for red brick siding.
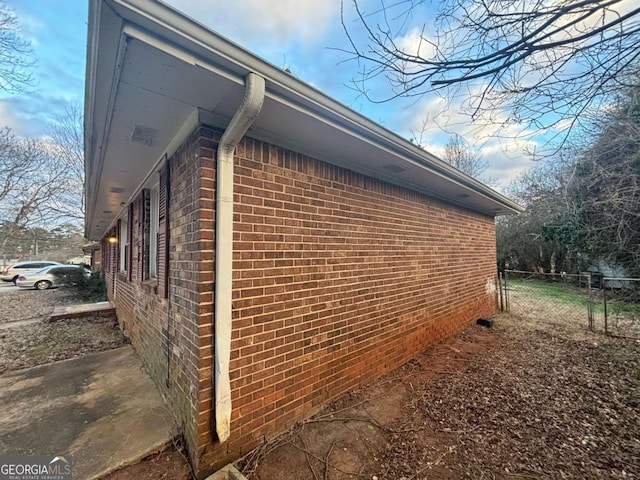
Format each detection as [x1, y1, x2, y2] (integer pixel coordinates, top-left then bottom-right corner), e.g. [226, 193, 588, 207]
[104, 127, 216, 468]
[195, 127, 498, 475]
[103, 124, 498, 477]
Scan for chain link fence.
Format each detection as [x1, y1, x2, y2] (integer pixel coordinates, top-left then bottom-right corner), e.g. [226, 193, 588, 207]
[595, 278, 640, 338]
[500, 270, 640, 339]
[499, 269, 594, 329]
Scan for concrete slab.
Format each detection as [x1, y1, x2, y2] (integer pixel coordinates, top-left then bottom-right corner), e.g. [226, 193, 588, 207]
[205, 464, 247, 480]
[0, 318, 40, 330]
[50, 301, 115, 321]
[0, 346, 174, 479]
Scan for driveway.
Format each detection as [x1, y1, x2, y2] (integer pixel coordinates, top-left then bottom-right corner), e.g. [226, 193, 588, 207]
[0, 282, 19, 293]
[0, 346, 175, 479]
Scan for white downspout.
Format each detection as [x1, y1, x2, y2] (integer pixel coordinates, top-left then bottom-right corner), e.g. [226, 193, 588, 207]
[214, 72, 265, 443]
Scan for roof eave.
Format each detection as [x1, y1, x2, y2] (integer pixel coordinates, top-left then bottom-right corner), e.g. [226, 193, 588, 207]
[87, 0, 523, 237]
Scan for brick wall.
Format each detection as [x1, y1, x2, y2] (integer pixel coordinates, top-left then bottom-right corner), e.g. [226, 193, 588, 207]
[103, 127, 217, 468]
[195, 126, 499, 476]
[103, 124, 498, 477]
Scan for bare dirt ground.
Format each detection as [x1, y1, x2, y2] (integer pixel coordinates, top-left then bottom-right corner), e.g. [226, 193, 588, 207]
[99, 449, 192, 480]
[104, 308, 640, 480]
[237, 312, 640, 480]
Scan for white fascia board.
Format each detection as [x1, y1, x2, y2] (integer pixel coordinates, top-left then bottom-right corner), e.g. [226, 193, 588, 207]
[85, 1, 129, 239]
[84, 0, 106, 238]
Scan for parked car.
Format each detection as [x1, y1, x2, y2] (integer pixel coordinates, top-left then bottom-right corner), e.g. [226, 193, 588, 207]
[1, 261, 63, 284]
[16, 264, 90, 290]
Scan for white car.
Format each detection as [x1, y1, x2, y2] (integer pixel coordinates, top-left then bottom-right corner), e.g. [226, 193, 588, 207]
[16, 264, 90, 290]
[1, 261, 63, 284]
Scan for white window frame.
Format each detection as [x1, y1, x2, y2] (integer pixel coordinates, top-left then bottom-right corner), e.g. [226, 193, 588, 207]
[119, 214, 128, 272]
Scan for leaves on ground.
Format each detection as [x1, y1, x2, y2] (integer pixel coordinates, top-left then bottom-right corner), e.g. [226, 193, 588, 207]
[243, 313, 640, 480]
[0, 288, 128, 374]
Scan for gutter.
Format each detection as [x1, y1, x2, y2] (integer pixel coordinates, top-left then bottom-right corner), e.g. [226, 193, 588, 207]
[214, 72, 265, 443]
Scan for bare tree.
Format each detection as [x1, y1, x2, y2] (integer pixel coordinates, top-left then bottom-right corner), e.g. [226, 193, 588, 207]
[411, 121, 496, 184]
[0, 1, 34, 93]
[0, 128, 76, 227]
[0, 128, 71, 262]
[341, 0, 640, 142]
[0, 128, 48, 226]
[496, 84, 640, 276]
[569, 88, 640, 276]
[47, 104, 85, 222]
[442, 133, 498, 185]
[497, 158, 576, 273]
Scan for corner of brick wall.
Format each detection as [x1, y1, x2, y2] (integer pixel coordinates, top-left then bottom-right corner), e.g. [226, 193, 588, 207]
[194, 128, 499, 474]
[104, 125, 222, 470]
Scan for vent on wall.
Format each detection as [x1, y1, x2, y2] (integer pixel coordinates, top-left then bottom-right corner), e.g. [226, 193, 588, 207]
[131, 125, 158, 146]
[383, 164, 406, 174]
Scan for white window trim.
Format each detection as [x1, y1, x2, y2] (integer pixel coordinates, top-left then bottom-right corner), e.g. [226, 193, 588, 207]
[119, 214, 128, 272]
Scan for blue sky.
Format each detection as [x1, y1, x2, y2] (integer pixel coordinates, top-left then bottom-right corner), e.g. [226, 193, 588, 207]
[0, 0, 538, 188]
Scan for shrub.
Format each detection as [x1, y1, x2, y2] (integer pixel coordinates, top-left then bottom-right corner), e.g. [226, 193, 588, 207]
[54, 268, 107, 302]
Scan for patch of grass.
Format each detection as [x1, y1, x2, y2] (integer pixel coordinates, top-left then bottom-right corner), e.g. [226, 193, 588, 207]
[507, 279, 640, 319]
[507, 279, 590, 306]
[606, 298, 640, 317]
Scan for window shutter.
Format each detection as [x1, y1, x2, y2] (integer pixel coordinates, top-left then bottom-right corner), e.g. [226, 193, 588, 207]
[102, 238, 108, 272]
[157, 161, 170, 298]
[127, 203, 134, 281]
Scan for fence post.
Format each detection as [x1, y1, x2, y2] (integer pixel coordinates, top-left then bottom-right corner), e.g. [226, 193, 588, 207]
[587, 275, 593, 330]
[504, 270, 509, 312]
[498, 271, 504, 312]
[603, 278, 608, 335]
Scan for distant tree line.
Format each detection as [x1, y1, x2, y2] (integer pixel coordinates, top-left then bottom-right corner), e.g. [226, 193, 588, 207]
[0, 223, 85, 266]
[498, 84, 640, 278]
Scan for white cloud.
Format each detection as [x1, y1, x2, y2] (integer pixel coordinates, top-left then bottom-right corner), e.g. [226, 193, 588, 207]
[11, 10, 45, 47]
[166, 0, 340, 46]
[394, 27, 435, 61]
[0, 99, 37, 137]
[398, 88, 539, 190]
[0, 101, 21, 130]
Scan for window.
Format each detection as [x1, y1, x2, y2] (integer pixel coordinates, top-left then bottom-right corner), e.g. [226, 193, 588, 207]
[119, 213, 128, 272]
[135, 158, 169, 297]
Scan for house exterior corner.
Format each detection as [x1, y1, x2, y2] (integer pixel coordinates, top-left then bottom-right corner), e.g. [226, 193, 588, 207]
[100, 123, 499, 476]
